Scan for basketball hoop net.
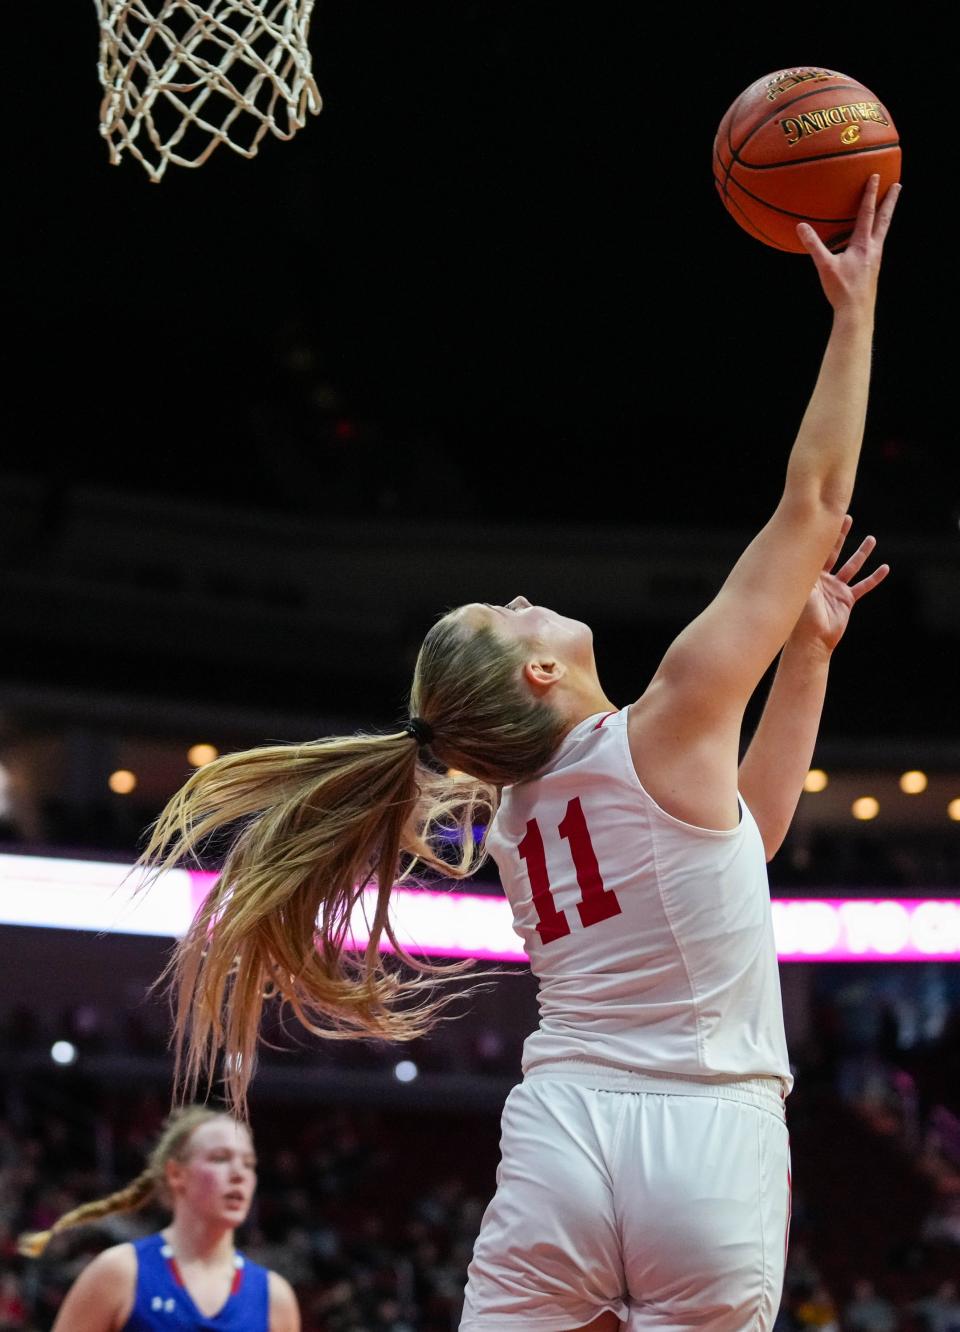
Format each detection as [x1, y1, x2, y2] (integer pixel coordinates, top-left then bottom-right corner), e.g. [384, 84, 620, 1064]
[93, 0, 321, 182]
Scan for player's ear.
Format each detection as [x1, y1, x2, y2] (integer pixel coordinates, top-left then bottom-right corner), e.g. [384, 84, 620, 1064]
[523, 656, 565, 694]
[165, 1159, 185, 1198]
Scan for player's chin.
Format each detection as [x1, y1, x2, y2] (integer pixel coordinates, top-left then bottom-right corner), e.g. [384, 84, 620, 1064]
[551, 608, 590, 636]
[566, 618, 594, 649]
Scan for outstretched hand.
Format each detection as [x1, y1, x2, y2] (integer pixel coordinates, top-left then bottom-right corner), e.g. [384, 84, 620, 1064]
[791, 515, 889, 654]
[798, 173, 901, 315]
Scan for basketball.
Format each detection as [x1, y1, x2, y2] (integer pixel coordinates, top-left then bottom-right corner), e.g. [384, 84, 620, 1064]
[713, 67, 901, 253]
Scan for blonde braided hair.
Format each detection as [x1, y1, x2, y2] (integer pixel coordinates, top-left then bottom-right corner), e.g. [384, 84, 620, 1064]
[18, 1105, 231, 1258]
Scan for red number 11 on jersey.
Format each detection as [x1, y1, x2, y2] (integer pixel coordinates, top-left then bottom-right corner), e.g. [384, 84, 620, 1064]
[517, 797, 622, 945]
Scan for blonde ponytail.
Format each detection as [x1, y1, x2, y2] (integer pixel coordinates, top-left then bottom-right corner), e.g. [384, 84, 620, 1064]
[141, 730, 491, 1114]
[18, 1171, 155, 1258]
[140, 611, 567, 1114]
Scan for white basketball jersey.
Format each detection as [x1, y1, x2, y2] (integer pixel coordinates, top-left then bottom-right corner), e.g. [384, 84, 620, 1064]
[485, 706, 793, 1093]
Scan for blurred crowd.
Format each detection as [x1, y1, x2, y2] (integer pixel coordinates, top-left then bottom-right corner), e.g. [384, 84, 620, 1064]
[1, 929, 958, 1332]
[776, 1260, 959, 1332]
[1, 1059, 959, 1332]
[771, 828, 960, 892]
[0, 1090, 493, 1332]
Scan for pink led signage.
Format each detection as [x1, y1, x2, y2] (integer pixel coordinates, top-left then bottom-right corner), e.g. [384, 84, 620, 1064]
[0, 854, 957, 962]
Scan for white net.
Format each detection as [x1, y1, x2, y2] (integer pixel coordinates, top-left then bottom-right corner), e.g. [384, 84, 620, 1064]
[94, 0, 322, 182]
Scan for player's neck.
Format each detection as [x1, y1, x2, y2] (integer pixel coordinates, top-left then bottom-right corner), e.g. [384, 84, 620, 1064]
[164, 1215, 236, 1267]
[555, 675, 618, 731]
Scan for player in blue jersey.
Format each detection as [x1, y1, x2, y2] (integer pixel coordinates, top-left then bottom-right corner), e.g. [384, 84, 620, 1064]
[19, 1106, 299, 1332]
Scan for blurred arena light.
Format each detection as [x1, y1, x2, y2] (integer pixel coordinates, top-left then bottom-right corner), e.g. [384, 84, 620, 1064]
[394, 1060, 419, 1083]
[50, 1040, 78, 1066]
[803, 769, 829, 793]
[852, 796, 880, 820]
[900, 770, 929, 794]
[108, 770, 137, 795]
[949, 798, 960, 822]
[188, 744, 219, 767]
[0, 853, 958, 961]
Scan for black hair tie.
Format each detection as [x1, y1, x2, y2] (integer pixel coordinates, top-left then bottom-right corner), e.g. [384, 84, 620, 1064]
[403, 716, 434, 747]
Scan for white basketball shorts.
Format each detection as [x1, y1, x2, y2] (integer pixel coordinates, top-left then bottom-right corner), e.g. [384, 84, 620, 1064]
[460, 1066, 791, 1332]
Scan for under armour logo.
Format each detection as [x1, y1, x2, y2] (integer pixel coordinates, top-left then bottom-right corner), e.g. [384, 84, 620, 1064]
[151, 1296, 176, 1313]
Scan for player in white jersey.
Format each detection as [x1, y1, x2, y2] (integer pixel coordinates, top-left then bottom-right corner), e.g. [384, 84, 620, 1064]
[140, 176, 899, 1332]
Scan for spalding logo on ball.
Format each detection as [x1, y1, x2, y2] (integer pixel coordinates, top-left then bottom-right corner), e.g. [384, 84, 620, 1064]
[713, 67, 901, 252]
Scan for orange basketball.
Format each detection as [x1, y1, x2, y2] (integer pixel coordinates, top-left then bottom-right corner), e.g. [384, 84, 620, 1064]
[713, 67, 901, 253]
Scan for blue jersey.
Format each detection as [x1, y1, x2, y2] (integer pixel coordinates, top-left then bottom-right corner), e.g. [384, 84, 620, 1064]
[123, 1234, 269, 1332]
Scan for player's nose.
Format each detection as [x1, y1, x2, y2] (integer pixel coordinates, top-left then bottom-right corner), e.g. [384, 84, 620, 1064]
[507, 596, 531, 610]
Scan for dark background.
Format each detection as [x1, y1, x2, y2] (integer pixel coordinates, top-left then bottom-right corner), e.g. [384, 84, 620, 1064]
[13, 5, 950, 526]
[2, 5, 956, 750]
[1, 16, 958, 1328]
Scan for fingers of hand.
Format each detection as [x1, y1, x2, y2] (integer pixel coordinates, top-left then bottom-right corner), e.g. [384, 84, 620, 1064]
[851, 174, 880, 244]
[826, 515, 854, 570]
[850, 562, 891, 601]
[860, 173, 880, 215]
[797, 221, 820, 247]
[836, 534, 878, 583]
[873, 181, 902, 243]
[797, 223, 833, 271]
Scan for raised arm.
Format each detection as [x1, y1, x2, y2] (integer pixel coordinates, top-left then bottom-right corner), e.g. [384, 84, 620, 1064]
[629, 175, 899, 829]
[738, 517, 890, 859]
